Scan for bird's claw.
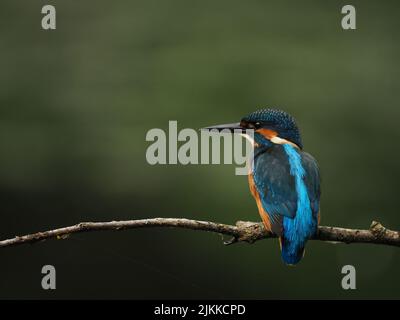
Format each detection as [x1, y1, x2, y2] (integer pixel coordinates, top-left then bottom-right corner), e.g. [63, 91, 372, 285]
[223, 236, 238, 245]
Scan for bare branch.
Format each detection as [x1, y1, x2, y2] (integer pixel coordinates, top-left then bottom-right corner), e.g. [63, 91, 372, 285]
[0, 218, 399, 249]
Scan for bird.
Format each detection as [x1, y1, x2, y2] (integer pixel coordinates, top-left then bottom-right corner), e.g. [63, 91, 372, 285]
[203, 109, 321, 265]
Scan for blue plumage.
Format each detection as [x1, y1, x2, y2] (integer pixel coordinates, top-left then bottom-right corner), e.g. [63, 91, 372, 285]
[203, 108, 321, 265]
[281, 144, 318, 264]
[245, 109, 321, 265]
[243, 109, 303, 149]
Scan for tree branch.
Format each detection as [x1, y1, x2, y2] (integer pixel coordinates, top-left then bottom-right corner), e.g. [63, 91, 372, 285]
[0, 218, 399, 248]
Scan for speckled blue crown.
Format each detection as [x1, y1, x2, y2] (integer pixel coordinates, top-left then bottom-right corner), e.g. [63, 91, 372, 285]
[242, 109, 303, 149]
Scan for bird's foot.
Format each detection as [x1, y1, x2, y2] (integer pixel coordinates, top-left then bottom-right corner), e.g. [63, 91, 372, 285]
[223, 236, 238, 245]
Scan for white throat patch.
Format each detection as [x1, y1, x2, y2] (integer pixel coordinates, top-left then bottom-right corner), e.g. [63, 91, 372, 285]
[241, 133, 300, 149]
[271, 136, 299, 149]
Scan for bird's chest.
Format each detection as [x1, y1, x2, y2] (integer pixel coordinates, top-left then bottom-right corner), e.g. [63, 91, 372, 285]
[248, 173, 258, 199]
[247, 145, 296, 201]
[247, 149, 275, 200]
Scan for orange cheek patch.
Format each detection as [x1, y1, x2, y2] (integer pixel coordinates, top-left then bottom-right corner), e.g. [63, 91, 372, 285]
[256, 128, 278, 140]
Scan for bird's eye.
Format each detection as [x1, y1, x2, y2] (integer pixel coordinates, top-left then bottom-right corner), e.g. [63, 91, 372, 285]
[254, 122, 261, 128]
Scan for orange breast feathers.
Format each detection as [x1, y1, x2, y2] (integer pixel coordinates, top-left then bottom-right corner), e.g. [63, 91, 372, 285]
[248, 173, 272, 232]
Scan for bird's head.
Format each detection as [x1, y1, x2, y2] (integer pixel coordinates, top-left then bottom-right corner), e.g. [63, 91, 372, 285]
[241, 109, 303, 149]
[203, 108, 303, 149]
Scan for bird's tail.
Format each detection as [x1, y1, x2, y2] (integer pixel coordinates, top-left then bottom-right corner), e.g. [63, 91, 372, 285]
[279, 237, 306, 265]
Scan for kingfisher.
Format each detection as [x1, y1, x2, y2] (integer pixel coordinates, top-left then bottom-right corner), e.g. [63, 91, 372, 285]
[203, 109, 321, 265]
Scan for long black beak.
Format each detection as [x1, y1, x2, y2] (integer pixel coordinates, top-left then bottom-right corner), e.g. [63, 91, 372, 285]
[201, 122, 245, 133]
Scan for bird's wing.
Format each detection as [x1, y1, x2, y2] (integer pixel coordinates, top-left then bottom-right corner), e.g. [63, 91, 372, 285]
[300, 151, 321, 219]
[252, 145, 298, 234]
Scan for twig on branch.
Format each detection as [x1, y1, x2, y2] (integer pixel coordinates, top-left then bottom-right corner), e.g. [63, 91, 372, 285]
[0, 218, 399, 249]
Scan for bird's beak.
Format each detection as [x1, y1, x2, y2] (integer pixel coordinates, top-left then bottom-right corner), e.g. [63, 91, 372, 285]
[201, 122, 245, 133]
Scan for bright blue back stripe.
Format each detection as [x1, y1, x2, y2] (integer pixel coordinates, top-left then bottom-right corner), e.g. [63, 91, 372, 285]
[282, 144, 316, 254]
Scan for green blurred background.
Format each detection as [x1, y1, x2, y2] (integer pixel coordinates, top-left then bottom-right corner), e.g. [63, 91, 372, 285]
[0, 0, 399, 299]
